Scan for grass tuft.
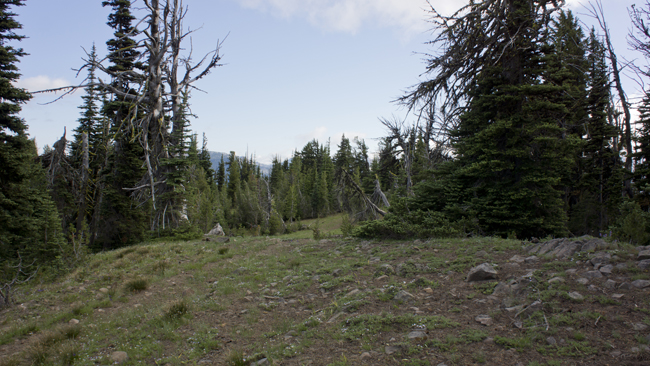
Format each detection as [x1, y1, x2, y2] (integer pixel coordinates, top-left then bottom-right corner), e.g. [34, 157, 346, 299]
[164, 300, 190, 320]
[124, 278, 148, 292]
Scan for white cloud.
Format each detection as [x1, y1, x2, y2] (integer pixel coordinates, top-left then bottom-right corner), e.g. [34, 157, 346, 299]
[236, 0, 462, 35]
[15, 75, 70, 92]
[295, 126, 328, 145]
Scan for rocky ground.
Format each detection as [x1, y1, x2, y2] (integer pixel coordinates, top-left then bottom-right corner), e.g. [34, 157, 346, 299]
[1, 234, 650, 366]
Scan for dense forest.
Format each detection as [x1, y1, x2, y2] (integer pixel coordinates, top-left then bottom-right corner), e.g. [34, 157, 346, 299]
[5, 0, 650, 305]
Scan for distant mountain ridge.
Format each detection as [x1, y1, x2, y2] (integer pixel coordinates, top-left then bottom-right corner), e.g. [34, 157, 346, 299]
[208, 151, 272, 175]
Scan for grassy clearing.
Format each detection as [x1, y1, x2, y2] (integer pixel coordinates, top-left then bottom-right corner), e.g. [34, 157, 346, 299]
[1, 217, 648, 365]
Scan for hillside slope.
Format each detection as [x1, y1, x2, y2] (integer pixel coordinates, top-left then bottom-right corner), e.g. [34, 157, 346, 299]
[1, 233, 650, 365]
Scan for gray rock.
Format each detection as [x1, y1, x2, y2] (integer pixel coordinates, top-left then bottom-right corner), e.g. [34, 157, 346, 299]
[232, 267, 248, 275]
[580, 238, 610, 252]
[475, 315, 493, 326]
[407, 331, 428, 341]
[638, 250, 650, 260]
[509, 255, 526, 263]
[568, 292, 584, 301]
[565, 269, 578, 275]
[632, 323, 649, 331]
[590, 253, 611, 267]
[376, 264, 395, 276]
[252, 358, 269, 366]
[385, 345, 401, 355]
[110, 351, 128, 364]
[332, 269, 343, 277]
[604, 279, 617, 289]
[599, 264, 614, 275]
[576, 278, 589, 285]
[617, 262, 629, 270]
[632, 280, 650, 289]
[610, 350, 622, 357]
[584, 271, 603, 279]
[360, 352, 371, 360]
[548, 277, 565, 284]
[551, 242, 582, 259]
[475, 250, 488, 257]
[588, 284, 599, 292]
[546, 337, 557, 345]
[638, 260, 650, 270]
[207, 223, 225, 236]
[466, 263, 498, 282]
[524, 256, 539, 264]
[619, 282, 634, 290]
[394, 290, 415, 303]
[69, 319, 80, 325]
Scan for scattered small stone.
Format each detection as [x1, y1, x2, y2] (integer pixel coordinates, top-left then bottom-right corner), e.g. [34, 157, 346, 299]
[346, 289, 360, 297]
[376, 275, 389, 281]
[547, 337, 557, 345]
[638, 260, 650, 270]
[252, 358, 269, 366]
[604, 279, 617, 289]
[327, 312, 345, 323]
[632, 280, 650, 289]
[475, 250, 487, 257]
[394, 290, 415, 303]
[270, 282, 277, 287]
[232, 267, 248, 275]
[99, 288, 109, 294]
[69, 319, 80, 325]
[475, 315, 493, 326]
[612, 293, 624, 299]
[584, 271, 603, 279]
[576, 278, 589, 285]
[638, 250, 650, 260]
[588, 284, 599, 292]
[565, 269, 578, 275]
[376, 264, 395, 276]
[632, 323, 649, 331]
[568, 292, 584, 301]
[524, 256, 539, 264]
[134, 304, 142, 308]
[360, 352, 371, 360]
[110, 351, 128, 364]
[513, 321, 523, 329]
[407, 331, 428, 341]
[599, 264, 614, 275]
[385, 345, 401, 355]
[631, 347, 641, 353]
[423, 287, 434, 294]
[509, 255, 526, 263]
[332, 269, 343, 277]
[610, 350, 622, 357]
[619, 282, 634, 290]
[466, 263, 498, 282]
[505, 305, 524, 313]
[548, 277, 565, 284]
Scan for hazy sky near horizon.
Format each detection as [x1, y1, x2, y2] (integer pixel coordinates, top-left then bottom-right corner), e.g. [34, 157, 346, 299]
[14, 0, 642, 163]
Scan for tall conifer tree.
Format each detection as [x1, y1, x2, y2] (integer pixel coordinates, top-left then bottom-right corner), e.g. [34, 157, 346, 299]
[0, 0, 65, 268]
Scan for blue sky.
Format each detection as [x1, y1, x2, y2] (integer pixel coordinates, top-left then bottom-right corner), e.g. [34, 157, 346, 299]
[15, 0, 641, 163]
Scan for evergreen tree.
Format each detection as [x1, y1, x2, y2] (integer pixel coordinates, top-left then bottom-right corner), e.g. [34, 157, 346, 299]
[569, 29, 622, 233]
[71, 44, 101, 161]
[95, 0, 148, 249]
[226, 151, 240, 204]
[216, 155, 226, 192]
[0, 0, 66, 269]
[418, 0, 573, 238]
[635, 92, 650, 210]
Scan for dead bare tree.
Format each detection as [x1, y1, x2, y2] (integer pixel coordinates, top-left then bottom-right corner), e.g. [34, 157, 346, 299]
[0, 254, 38, 308]
[43, 0, 225, 232]
[588, 0, 634, 195]
[337, 169, 387, 220]
[380, 116, 417, 196]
